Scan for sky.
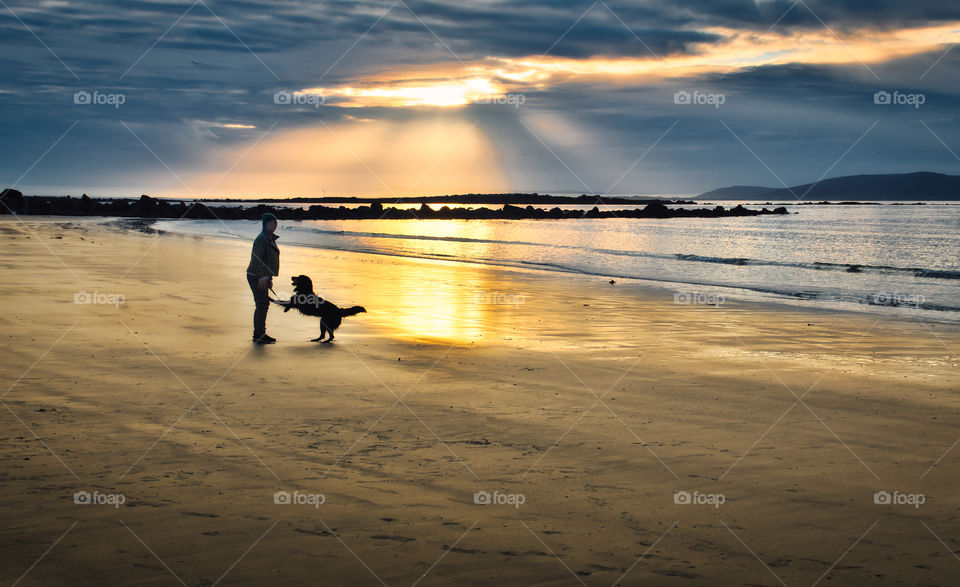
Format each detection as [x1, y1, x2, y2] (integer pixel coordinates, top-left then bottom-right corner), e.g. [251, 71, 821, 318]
[2, 0, 960, 198]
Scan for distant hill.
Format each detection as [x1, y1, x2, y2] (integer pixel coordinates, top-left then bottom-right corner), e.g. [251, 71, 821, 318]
[698, 172, 960, 201]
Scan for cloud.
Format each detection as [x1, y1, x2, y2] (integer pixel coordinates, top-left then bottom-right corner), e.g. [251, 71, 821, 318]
[183, 114, 510, 198]
[2, 0, 960, 196]
[303, 22, 960, 108]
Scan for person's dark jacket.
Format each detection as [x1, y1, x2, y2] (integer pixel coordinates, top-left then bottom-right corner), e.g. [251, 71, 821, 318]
[246, 232, 279, 278]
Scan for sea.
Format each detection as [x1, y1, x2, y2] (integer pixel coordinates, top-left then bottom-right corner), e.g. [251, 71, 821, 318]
[154, 201, 960, 321]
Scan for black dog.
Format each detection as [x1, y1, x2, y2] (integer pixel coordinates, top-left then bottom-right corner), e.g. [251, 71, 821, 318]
[273, 275, 366, 343]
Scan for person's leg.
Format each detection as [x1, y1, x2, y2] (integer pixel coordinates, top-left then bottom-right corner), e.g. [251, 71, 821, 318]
[247, 274, 270, 339]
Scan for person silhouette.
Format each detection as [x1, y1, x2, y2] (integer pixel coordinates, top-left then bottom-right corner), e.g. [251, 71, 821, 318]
[245, 213, 279, 344]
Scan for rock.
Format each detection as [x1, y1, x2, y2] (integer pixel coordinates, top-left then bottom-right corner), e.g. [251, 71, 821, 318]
[501, 204, 523, 218]
[0, 192, 794, 221]
[0, 188, 24, 213]
[642, 201, 669, 217]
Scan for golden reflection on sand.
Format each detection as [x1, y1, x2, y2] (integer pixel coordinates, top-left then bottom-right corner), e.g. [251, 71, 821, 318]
[279, 222, 525, 345]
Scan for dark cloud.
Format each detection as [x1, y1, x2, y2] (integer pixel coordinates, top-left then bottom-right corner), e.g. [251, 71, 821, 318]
[672, 0, 960, 29]
[1, 0, 959, 195]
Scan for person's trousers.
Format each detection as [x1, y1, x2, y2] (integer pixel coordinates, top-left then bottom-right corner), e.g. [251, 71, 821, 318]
[247, 274, 270, 337]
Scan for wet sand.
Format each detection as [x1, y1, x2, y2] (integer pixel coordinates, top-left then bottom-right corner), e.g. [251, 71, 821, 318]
[1, 217, 959, 586]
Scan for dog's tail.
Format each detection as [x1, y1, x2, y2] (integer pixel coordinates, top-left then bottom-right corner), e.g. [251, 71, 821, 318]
[340, 305, 366, 317]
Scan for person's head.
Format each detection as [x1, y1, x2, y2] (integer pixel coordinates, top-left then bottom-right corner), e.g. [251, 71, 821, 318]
[262, 213, 277, 234]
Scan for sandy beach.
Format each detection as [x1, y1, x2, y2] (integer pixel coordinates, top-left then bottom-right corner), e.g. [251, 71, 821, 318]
[1, 217, 959, 586]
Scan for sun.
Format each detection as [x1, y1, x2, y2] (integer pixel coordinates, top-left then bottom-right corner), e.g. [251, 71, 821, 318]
[305, 77, 503, 108]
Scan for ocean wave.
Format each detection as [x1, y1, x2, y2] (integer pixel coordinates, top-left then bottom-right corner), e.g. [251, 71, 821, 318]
[154, 219, 960, 317]
[281, 225, 960, 281]
[671, 254, 960, 280]
[271, 241, 960, 315]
